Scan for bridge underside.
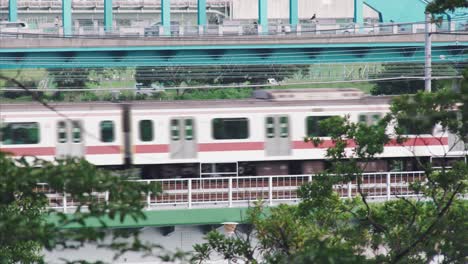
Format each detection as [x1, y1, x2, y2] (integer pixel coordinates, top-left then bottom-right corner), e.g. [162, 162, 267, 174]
[1, 43, 466, 69]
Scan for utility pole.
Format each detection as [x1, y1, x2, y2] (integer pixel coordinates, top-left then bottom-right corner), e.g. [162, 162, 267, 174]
[424, 12, 432, 92]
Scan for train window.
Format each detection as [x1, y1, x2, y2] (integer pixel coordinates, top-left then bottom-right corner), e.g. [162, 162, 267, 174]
[185, 119, 194, 140]
[57, 121, 67, 143]
[171, 119, 180, 141]
[72, 121, 81, 143]
[1, 122, 39, 145]
[139, 120, 153, 142]
[212, 118, 249, 140]
[372, 114, 381, 123]
[100, 121, 114, 142]
[280, 116, 289, 138]
[398, 120, 433, 135]
[306, 116, 333, 137]
[266, 117, 274, 138]
[358, 115, 367, 124]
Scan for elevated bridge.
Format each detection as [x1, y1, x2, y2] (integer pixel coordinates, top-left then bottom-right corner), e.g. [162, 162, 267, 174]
[1, 31, 467, 69]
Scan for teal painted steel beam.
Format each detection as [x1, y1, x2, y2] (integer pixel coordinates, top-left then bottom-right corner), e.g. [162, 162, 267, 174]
[8, 0, 17, 22]
[289, 0, 298, 26]
[62, 0, 72, 36]
[48, 208, 252, 229]
[197, 0, 207, 26]
[161, 0, 171, 36]
[2, 45, 466, 69]
[258, 0, 268, 33]
[104, 0, 113, 32]
[354, 0, 363, 24]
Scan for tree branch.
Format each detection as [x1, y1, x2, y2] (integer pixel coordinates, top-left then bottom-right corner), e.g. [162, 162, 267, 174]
[391, 183, 463, 263]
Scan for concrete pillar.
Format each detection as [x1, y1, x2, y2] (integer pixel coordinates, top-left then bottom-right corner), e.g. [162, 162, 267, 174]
[258, 0, 268, 34]
[104, 0, 113, 32]
[289, 0, 298, 27]
[8, 0, 17, 22]
[62, 0, 72, 36]
[161, 0, 171, 35]
[353, 0, 363, 24]
[197, 0, 206, 26]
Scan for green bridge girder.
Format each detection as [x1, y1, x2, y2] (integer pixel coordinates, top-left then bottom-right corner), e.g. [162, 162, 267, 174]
[0, 42, 466, 69]
[49, 208, 252, 229]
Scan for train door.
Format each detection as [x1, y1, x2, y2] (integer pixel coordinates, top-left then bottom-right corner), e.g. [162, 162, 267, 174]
[56, 120, 84, 159]
[448, 132, 465, 152]
[169, 117, 197, 159]
[265, 115, 291, 156]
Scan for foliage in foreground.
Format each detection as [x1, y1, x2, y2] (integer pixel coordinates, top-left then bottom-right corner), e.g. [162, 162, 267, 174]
[0, 154, 162, 263]
[192, 87, 468, 264]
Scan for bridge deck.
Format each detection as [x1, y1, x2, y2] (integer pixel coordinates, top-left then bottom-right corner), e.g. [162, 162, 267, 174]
[1, 33, 467, 50]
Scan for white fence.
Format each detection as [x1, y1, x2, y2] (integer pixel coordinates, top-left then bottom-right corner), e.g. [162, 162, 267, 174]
[40, 171, 426, 212]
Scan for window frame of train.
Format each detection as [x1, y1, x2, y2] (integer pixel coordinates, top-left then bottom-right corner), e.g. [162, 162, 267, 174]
[0, 122, 40, 145]
[139, 119, 154, 142]
[358, 113, 382, 126]
[56, 120, 84, 158]
[396, 115, 434, 135]
[306, 116, 335, 137]
[100, 120, 115, 143]
[169, 117, 197, 159]
[212, 118, 249, 140]
[200, 162, 239, 178]
[265, 115, 291, 156]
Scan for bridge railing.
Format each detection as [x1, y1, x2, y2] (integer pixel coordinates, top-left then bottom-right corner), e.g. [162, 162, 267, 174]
[1, 19, 465, 39]
[0, 0, 232, 8]
[39, 171, 426, 213]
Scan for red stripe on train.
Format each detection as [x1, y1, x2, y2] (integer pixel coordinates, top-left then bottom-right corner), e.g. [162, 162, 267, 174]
[199, 142, 264, 151]
[1, 137, 449, 156]
[0, 147, 55, 156]
[86, 146, 121, 154]
[135, 144, 169, 153]
[294, 137, 448, 149]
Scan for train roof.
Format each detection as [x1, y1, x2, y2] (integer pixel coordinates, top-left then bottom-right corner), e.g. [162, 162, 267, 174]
[0, 89, 394, 112]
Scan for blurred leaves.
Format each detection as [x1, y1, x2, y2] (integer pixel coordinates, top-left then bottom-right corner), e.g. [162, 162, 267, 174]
[0, 152, 161, 263]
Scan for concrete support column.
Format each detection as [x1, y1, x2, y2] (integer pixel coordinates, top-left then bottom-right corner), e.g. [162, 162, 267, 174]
[353, 0, 363, 25]
[289, 0, 298, 27]
[197, 0, 206, 26]
[62, 0, 72, 36]
[8, 0, 17, 22]
[104, 0, 113, 32]
[258, 0, 268, 34]
[161, 0, 171, 35]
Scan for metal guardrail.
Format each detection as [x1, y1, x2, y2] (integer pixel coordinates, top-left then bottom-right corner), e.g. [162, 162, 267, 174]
[0, 0, 232, 8]
[1, 20, 465, 39]
[40, 171, 426, 213]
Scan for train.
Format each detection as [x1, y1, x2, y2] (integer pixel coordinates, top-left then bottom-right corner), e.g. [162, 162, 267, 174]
[0, 88, 463, 179]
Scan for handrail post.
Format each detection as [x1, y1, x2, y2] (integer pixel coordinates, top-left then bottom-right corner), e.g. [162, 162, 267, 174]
[63, 192, 67, 213]
[188, 179, 192, 209]
[308, 175, 312, 182]
[268, 176, 273, 206]
[146, 180, 151, 210]
[348, 181, 352, 198]
[228, 177, 233, 207]
[105, 191, 109, 205]
[386, 172, 391, 201]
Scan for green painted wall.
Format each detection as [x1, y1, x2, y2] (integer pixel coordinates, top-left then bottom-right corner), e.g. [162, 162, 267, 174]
[49, 208, 254, 229]
[364, 0, 427, 23]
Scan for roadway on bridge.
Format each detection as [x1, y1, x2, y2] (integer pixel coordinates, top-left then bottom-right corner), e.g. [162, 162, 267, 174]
[1, 33, 467, 50]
